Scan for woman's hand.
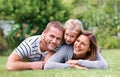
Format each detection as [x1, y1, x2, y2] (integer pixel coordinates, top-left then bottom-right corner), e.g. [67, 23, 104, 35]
[73, 64, 88, 70]
[66, 60, 88, 70]
[66, 60, 78, 64]
[70, 64, 88, 70]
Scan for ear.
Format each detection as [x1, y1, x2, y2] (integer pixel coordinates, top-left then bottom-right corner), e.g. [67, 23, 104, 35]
[88, 49, 91, 52]
[42, 30, 47, 36]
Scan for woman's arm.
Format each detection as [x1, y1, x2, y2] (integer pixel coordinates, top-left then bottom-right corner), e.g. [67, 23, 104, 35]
[77, 51, 108, 69]
[43, 51, 55, 64]
[66, 51, 108, 69]
[44, 45, 73, 70]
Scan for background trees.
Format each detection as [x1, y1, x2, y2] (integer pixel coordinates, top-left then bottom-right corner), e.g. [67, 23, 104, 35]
[67, 0, 120, 49]
[0, 0, 72, 52]
[0, 0, 120, 55]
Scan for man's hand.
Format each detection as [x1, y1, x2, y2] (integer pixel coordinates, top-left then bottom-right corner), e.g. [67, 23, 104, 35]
[30, 61, 44, 70]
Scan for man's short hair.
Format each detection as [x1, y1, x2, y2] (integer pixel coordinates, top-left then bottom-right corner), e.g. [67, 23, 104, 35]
[45, 21, 64, 32]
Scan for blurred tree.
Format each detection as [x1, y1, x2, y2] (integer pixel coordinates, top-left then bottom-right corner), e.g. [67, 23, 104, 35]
[0, 27, 7, 53]
[0, 0, 71, 34]
[0, 0, 72, 50]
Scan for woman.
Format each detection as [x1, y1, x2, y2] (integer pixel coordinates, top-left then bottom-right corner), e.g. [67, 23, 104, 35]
[44, 31, 108, 70]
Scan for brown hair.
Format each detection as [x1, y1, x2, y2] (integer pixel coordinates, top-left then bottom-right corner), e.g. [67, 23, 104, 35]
[45, 21, 64, 32]
[82, 31, 98, 61]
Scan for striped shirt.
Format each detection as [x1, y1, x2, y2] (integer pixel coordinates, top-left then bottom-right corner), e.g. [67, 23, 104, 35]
[14, 35, 49, 61]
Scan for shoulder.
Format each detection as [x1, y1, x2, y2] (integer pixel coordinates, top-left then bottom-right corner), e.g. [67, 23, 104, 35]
[23, 35, 41, 43]
[62, 44, 73, 48]
[57, 45, 73, 53]
[25, 35, 41, 40]
[59, 44, 73, 49]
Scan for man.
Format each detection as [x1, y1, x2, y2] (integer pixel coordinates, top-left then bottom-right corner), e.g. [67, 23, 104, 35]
[6, 21, 64, 71]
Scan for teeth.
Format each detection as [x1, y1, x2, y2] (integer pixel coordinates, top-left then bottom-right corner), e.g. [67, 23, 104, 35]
[75, 48, 79, 51]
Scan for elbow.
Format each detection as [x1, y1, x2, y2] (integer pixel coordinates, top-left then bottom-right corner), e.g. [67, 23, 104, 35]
[102, 62, 108, 69]
[6, 65, 13, 71]
[96, 62, 108, 69]
[7, 67, 15, 71]
[44, 66, 49, 70]
[44, 63, 51, 70]
[44, 62, 57, 70]
[6, 63, 16, 71]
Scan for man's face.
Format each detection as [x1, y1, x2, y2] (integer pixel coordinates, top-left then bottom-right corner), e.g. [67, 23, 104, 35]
[43, 27, 63, 50]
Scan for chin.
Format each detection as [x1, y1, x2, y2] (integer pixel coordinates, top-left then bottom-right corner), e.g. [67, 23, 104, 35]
[66, 42, 71, 45]
[48, 47, 55, 51]
[49, 48, 54, 51]
[74, 51, 80, 55]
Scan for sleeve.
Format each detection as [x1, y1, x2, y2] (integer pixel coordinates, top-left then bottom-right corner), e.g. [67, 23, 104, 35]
[44, 45, 71, 70]
[78, 51, 108, 69]
[14, 38, 31, 59]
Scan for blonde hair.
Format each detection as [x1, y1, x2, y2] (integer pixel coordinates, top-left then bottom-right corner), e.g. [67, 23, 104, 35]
[64, 19, 84, 35]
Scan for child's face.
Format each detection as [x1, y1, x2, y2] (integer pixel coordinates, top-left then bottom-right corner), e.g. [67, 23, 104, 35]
[64, 29, 79, 45]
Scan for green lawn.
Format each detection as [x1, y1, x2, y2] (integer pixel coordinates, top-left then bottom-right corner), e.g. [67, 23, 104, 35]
[0, 49, 120, 77]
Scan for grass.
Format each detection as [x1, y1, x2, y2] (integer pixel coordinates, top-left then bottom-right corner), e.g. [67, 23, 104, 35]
[0, 49, 120, 77]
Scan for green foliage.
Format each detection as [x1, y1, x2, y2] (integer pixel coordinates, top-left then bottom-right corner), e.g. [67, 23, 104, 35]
[0, 0, 72, 51]
[0, 0, 71, 33]
[72, 0, 120, 29]
[0, 28, 7, 54]
[97, 36, 120, 49]
[0, 36, 7, 52]
[5, 35, 21, 49]
[96, 21, 120, 49]
[0, 0, 120, 49]
[70, 0, 120, 49]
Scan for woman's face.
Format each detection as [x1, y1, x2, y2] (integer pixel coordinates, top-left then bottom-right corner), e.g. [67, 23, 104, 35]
[73, 34, 90, 56]
[64, 29, 79, 45]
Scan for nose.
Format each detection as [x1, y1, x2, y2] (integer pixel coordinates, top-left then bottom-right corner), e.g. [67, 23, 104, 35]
[66, 36, 70, 41]
[76, 42, 81, 47]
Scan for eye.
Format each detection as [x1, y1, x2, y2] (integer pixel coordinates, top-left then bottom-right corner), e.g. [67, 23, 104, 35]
[65, 33, 68, 36]
[50, 35, 54, 38]
[81, 42, 87, 46]
[71, 36, 74, 38]
[82, 42, 86, 46]
[57, 38, 61, 41]
[76, 39, 79, 42]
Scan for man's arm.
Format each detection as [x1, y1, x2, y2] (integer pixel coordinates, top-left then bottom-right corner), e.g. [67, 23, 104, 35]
[6, 52, 44, 71]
